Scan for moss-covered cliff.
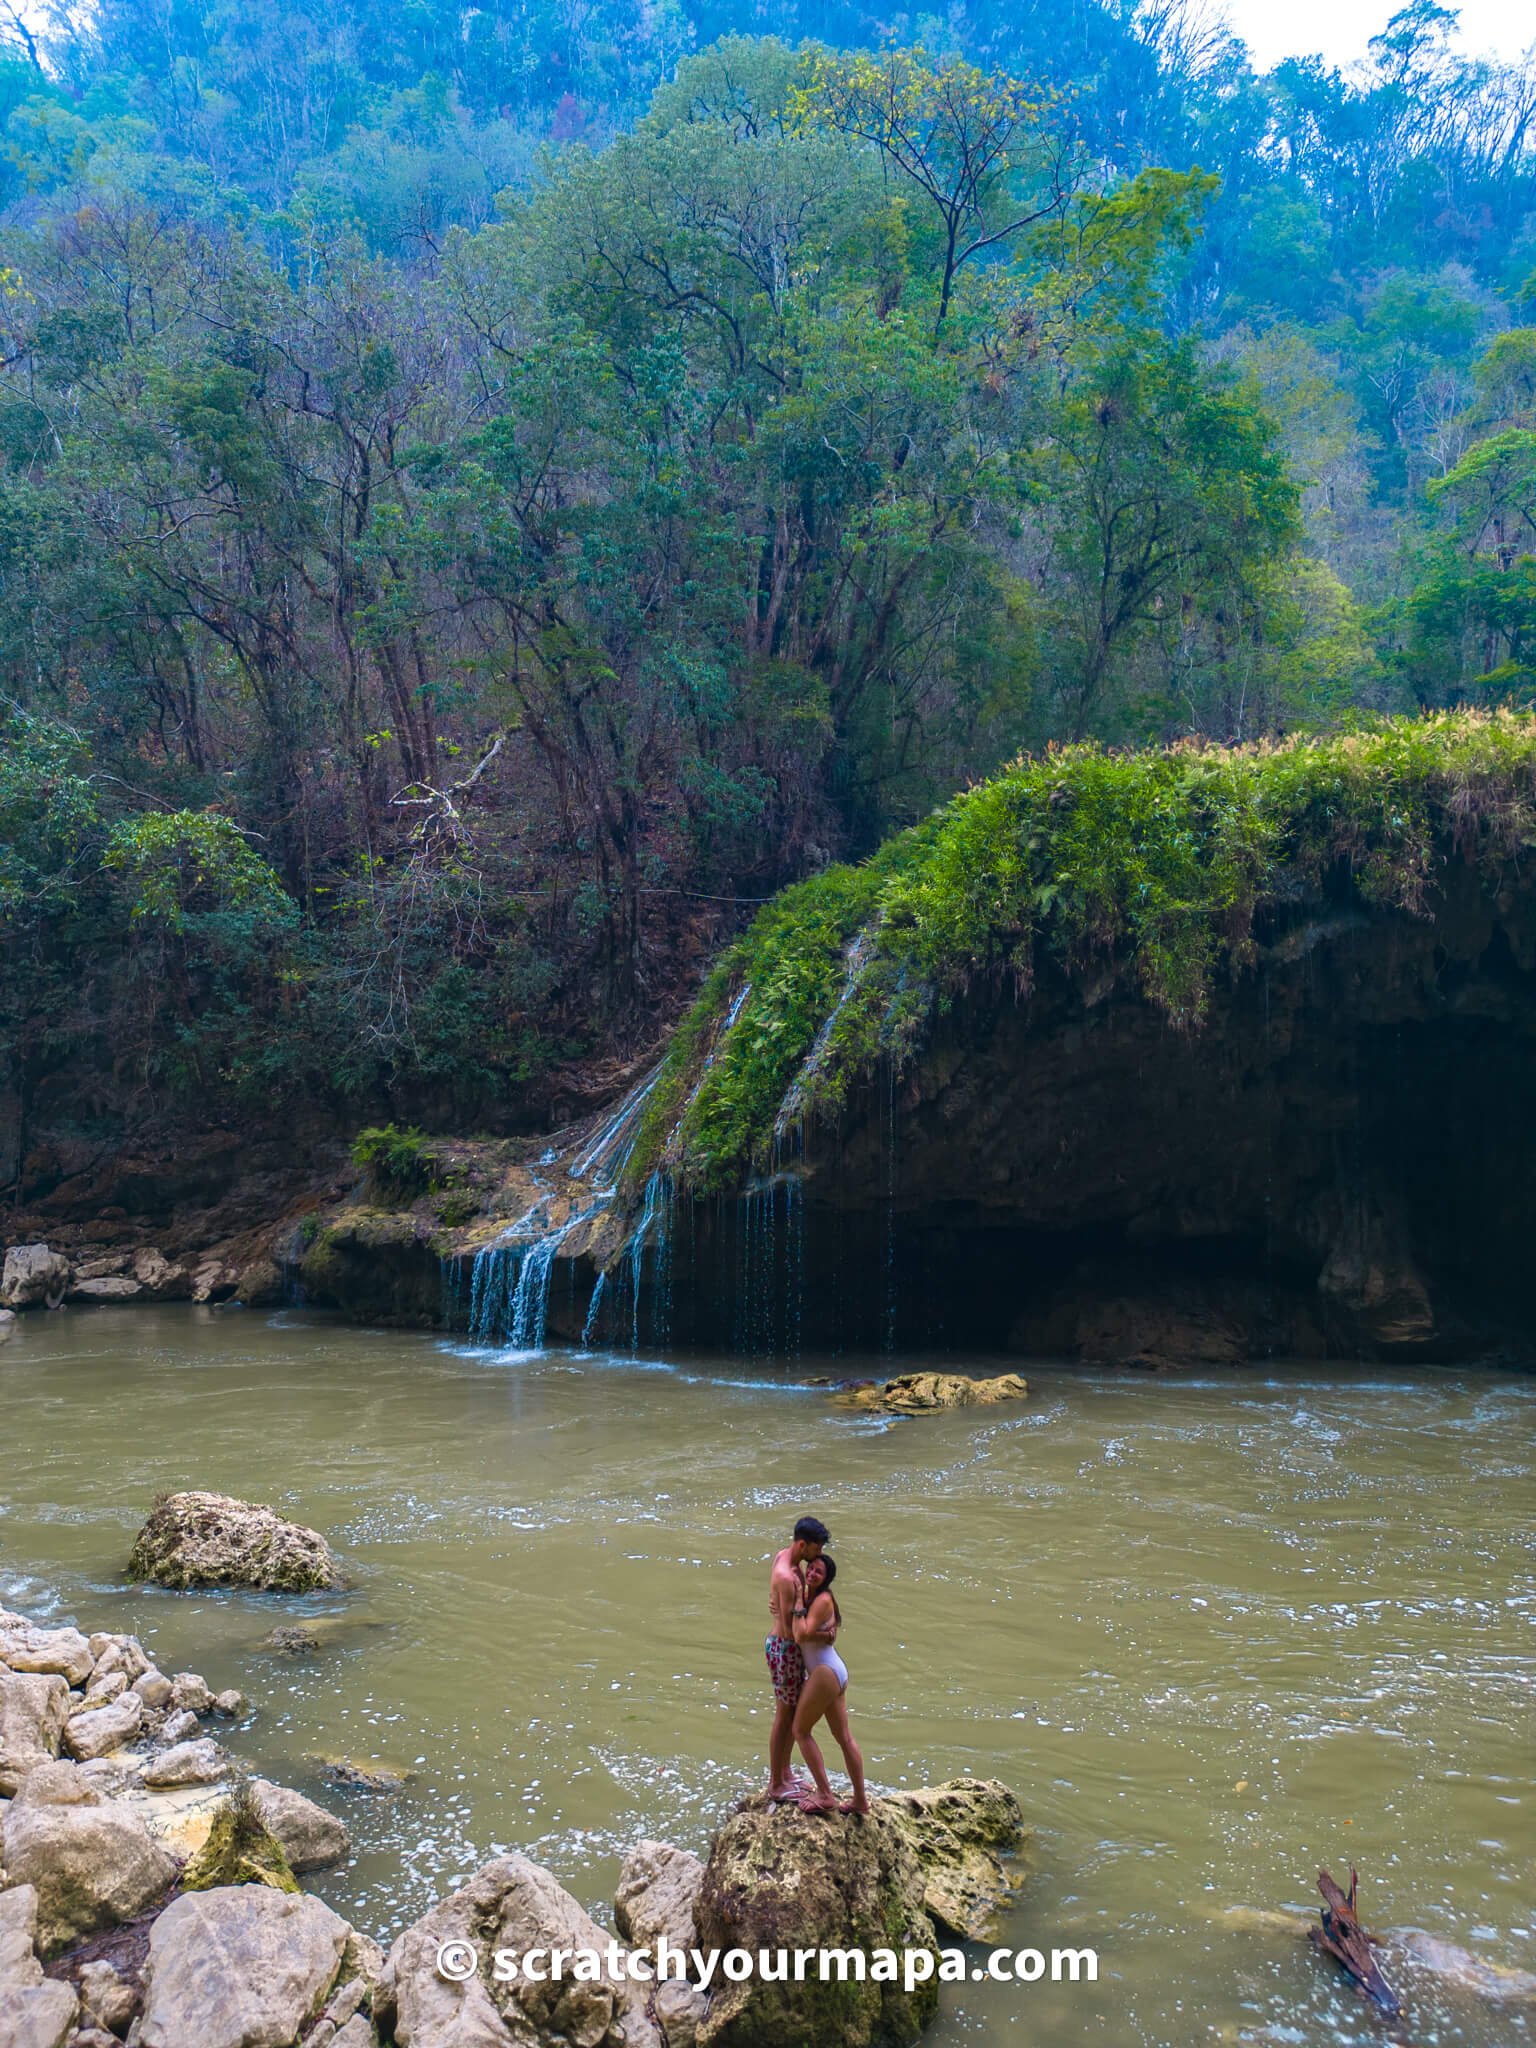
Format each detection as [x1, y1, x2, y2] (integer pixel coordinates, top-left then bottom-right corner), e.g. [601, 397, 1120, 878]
[609, 713, 1536, 1361]
[632, 714, 1536, 1192]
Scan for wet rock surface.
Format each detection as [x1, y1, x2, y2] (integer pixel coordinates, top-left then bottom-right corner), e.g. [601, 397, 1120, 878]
[127, 1492, 342, 1594]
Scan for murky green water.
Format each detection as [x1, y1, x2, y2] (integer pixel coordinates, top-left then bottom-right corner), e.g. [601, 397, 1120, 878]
[1, 1305, 1532, 2045]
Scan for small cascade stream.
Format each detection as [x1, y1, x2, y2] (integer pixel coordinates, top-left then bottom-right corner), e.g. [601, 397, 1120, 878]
[452, 1067, 684, 1354]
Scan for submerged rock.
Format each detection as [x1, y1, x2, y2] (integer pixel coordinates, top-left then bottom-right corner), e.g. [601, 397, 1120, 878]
[839, 1371, 1028, 1416]
[0, 1761, 177, 1956]
[875, 1779, 1028, 1941]
[1397, 1930, 1536, 2003]
[128, 1491, 342, 1593]
[694, 1794, 939, 2047]
[376, 1853, 660, 2048]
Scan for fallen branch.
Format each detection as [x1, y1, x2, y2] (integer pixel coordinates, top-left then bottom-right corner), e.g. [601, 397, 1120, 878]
[1309, 1866, 1401, 2019]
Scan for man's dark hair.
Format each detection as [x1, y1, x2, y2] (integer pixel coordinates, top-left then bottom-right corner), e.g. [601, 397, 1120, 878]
[794, 1515, 830, 1546]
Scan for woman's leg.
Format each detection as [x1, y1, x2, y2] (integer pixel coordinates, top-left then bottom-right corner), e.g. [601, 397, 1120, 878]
[824, 1693, 869, 1813]
[792, 1669, 839, 1810]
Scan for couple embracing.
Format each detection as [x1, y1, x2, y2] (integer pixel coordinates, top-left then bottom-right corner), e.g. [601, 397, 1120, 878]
[764, 1514, 870, 1815]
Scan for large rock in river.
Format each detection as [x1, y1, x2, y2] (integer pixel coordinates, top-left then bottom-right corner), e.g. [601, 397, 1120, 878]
[375, 1854, 661, 2048]
[842, 1371, 1029, 1416]
[128, 1491, 342, 1593]
[1, 1760, 177, 1955]
[0, 1245, 69, 1311]
[875, 1779, 1028, 1941]
[694, 1795, 939, 2048]
[138, 1885, 378, 2048]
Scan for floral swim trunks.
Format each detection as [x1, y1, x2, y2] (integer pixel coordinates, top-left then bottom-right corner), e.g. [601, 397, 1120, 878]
[765, 1633, 805, 1708]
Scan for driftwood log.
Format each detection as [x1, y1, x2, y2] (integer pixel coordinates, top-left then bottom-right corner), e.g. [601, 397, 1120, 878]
[1310, 1866, 1401, 2019]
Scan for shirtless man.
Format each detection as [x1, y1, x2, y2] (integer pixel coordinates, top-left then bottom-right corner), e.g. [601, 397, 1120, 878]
[765, 1515, 828, 1802]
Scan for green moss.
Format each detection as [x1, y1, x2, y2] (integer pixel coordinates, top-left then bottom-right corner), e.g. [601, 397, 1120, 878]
[644, 712, 1536, 1191]
[183, 1778, 300, 1894]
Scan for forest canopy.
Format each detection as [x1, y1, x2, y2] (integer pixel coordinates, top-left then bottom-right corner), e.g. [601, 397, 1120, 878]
[1, 0, 1533, 1171]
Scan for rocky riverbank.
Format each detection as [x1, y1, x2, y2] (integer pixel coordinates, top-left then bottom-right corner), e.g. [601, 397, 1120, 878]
[0, 1592, 1030, 2048]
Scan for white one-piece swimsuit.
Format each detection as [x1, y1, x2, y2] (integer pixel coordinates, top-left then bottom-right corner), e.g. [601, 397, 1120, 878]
[802, 1638, 848, 1692]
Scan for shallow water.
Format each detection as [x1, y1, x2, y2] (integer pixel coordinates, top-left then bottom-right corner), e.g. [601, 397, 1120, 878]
[2, 1304, 1532, 2047]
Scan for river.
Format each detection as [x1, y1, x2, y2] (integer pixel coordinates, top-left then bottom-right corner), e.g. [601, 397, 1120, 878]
[1, 1304, 1531, 2046]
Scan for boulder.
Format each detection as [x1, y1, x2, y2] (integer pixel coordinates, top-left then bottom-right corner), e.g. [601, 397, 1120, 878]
[132, 1249, 189, 1299]
[76, 1958, 139, 2034]
[168, 1674, 214, 1716]
[137, 1886, 360, 2048]
[0, 1246, 69, 1311]
[67, 1278, 142, 1305]
[0, 1671, 71, 1794]
[71, 1254, 130, 1281]
[875, 1779, 1028, 1941]
[233, 1256, 283, 1307]
[87, 1638, 150, 1687]
[64, 1693, 143, 1762]
[840, 1371, 1029, 1416]
[0, 1980, 78, 2048]
[131, 1671, 173, 1709]
[141, 1739, 227, 1789]
[252, 1780, 351, 1873]
[157, 1709, 200, 1746]
[127, 1493, 342, 1594]
[0, 1627, 95, 1688]
[614, 1838, 703, 1959]
[693, 1795, 938, 2047]
[0, 1307, 15, 1340]
[1, 1884, 44, 1991]
[212, 1691, 247, 1718]
[375, 1854, 658, 2048]
[76, 1672, 127, 1714]
[181, 1784, 299, 1896]
[0, 1761, 176, 1955]
[190, 1262, 237, 1305]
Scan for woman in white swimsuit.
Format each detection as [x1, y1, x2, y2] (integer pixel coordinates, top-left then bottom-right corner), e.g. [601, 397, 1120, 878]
[791, 1555, 870, 1815]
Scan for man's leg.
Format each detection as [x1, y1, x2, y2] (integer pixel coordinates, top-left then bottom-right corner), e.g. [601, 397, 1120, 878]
[768, 1698, 798, 1798]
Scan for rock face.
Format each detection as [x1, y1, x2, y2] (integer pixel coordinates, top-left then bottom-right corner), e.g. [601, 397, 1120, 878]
[137, 1886, 363, 2048]
[614, 1838, 704, 1959]
[840, 1372, 1029, 1415]
[375, 1854, 659, 2048]
[128, 1492, 342, 1593]
[0, 1671, 71, 1795]
[694, 1796, 938, 2048]
[0, 1245, 69, 1310]
[299, 1210, 442, 1325]
[251, 1779, 351, 1873]
[875, 1780, 1028, 1941]
[1, 1760, 177, 1955]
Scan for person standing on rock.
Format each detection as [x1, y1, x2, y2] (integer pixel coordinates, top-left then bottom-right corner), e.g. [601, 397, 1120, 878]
[766, 1515, 828, 1802]
[792, 1554, 870, 1815]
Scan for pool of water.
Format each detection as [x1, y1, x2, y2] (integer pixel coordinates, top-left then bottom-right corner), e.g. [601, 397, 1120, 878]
[1, 1304, 1532, 2046]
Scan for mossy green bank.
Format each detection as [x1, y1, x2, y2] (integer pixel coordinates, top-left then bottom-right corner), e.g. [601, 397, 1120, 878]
[628, 712, 1536, 1193]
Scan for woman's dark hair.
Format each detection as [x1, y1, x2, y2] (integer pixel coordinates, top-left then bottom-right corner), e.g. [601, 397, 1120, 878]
[805, 1552, 841, 1629]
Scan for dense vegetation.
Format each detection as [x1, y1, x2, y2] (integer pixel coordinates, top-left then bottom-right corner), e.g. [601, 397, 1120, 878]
[1, 0, 1535, 1184]
[637, 710, 1536, 1189]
